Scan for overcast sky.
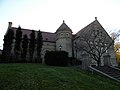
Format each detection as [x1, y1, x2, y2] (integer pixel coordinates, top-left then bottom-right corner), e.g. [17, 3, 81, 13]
[0, 0, 120, 49]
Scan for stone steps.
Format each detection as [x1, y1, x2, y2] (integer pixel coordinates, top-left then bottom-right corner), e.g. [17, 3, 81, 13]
[90, 66, 120, 82]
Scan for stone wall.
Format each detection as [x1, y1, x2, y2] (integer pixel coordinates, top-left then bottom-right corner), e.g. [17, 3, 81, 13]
[56, 30, 72, 57]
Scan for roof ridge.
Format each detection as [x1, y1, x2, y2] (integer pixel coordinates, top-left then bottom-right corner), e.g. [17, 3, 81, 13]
[42, 31, 55, 34]
[12, 27, 55, 34]
[12, 27, 37, 31]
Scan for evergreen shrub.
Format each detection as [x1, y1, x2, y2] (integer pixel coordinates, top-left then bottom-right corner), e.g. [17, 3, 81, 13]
[45, 51, 68, 66]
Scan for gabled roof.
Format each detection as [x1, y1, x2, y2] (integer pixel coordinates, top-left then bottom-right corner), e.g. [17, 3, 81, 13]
[74, 18, 111, 41]
[11, 27, 56, 42]
[56, 20, 72, 33]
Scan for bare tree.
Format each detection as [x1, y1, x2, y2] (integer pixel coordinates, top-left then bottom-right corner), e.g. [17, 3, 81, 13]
[111, 30, 120, 52]
[111, 31, 120, 42]
[75, 28, 114, 66]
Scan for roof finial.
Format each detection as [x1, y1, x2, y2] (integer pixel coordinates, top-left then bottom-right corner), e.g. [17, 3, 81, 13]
[8, 22, 12, 28]
[18, 25, 21, 29]
[95, 17, 97, 20]
[63, 20, 65, 23]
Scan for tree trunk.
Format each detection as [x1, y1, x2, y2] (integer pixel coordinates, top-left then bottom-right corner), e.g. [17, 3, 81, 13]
[97, 59, 101, 66]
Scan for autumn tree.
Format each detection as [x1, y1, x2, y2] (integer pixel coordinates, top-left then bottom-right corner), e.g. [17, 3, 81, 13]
[36, 30, 43, 63]
[111, 32, 120, 65]
[75, 27, 114, 66]
[114, 43, 120, 52]
[2, 28, 14, 62]
[21, 34, 29, 62]
[14, 26, 22, 62]
[29, 30, 36, 62]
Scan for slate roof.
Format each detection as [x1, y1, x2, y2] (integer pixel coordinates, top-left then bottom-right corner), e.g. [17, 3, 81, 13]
[9, 18, 111, 43]
[10, 20, 72, 43]
[74, 19, 111, 41]
[56, 20, 72, 33]
[11, 27, 56, 42]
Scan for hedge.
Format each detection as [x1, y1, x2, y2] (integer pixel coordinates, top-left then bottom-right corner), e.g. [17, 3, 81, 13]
[44, 51, 68, 66]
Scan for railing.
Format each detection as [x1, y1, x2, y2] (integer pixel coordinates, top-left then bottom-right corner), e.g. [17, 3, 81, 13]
[88, 66, 120, 83]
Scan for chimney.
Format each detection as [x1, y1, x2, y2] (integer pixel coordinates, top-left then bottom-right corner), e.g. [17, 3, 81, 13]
[8, 22, 12, 28]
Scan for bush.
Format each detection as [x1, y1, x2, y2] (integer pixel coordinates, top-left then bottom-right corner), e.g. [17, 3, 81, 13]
[69, 57, 75, 65]
[69, 57, 82, 66]
[118, 62, 120, 66]
[75, 59, 82, 65]
[44, 51, 68, 66]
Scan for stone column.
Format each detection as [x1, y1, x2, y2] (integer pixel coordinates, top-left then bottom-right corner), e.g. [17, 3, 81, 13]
[103, 54, 111, 66]
[81, 53, 91, 70]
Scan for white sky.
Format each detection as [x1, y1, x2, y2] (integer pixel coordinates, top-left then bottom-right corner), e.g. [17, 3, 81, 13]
[0, 0, 120, 49]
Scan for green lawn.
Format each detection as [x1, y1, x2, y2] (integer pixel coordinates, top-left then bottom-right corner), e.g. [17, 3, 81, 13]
[0, 64, 120, 90]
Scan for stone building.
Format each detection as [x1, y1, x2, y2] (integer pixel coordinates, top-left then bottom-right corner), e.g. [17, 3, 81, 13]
[6, 17, 118, 66]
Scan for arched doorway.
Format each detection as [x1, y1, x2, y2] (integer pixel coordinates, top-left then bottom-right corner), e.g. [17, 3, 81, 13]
[41, 49, 50, 63]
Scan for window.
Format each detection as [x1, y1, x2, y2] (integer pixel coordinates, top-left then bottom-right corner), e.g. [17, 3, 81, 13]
[66, 33, 69, 36]
[60, 33, 63, 36]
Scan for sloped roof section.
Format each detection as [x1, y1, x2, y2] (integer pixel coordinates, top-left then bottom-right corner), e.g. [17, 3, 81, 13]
[42, 31, 56, 42]
[56, 20, 72, 33]
[12, 27, 56, 42]
[74, 19, 111, 41]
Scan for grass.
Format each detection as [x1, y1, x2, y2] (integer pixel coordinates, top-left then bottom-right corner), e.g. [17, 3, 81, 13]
[0, 63, 120, 90]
